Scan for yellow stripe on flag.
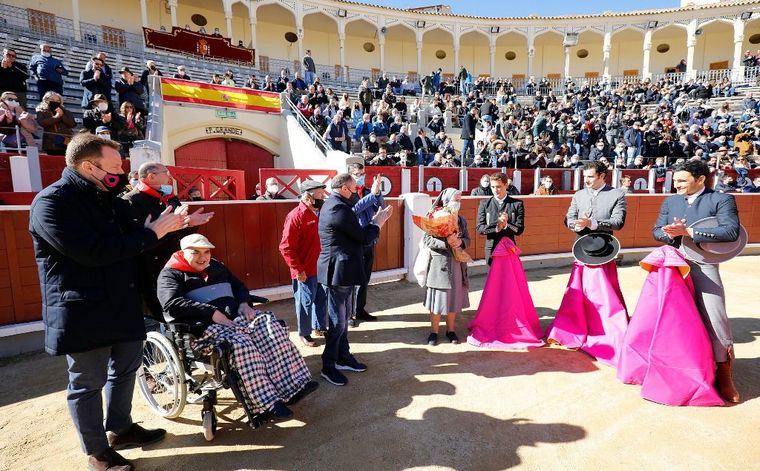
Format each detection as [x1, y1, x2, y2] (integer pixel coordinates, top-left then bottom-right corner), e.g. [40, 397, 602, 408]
[161, 80, 281, 111]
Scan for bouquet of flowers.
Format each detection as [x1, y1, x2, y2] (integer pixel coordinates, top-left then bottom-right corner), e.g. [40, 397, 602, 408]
[413, 210, 473, 263]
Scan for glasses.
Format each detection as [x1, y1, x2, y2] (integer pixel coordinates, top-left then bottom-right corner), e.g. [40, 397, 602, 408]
[5, 53, 15, 58]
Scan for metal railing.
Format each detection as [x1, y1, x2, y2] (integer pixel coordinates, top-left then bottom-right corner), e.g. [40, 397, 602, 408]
[282, 94, 329, 156]
[695, 68, 732, 83]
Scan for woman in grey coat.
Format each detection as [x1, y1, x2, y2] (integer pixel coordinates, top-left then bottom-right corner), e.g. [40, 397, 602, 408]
[423, 188, 470, 345]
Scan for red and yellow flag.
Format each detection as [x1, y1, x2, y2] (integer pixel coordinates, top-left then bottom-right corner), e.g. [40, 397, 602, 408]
[160, 78, 281, 113]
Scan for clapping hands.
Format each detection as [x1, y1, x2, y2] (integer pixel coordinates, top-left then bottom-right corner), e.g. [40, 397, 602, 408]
[372, 204, 393, 227]
[662, 217, 690, 239]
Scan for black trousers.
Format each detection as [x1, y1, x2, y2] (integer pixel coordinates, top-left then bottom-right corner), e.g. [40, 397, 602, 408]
[355, 245, 375, 316]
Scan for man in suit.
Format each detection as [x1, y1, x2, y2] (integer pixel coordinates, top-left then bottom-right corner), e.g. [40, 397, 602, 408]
[317, 173, 393, 386]
[461, 106, 478, 161]
[476, 172, 525, 265]
[652, 160, 741, 403]
[566, 161, 627, 236]
[545, 161, 629, 366]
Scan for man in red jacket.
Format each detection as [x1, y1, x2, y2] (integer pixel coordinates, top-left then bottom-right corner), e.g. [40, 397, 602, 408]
[279, 180, 328, 347]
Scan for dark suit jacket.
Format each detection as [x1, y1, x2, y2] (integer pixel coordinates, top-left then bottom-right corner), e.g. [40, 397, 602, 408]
[317, 193, 381, 287]
[652, 188, 740, 249]
[476, 196, 525, 264]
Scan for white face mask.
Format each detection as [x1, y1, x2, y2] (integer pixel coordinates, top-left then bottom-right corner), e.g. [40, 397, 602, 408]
[447, 201, 461, 212]
[98, 133, 111, 140]
[543, 181, 553, 189]
[158, 184, 173, 196]
[97, 102, 108, 112]
[369, 137, 376, 143]
[267, 184, 279, 194]
[41, 52, 51, 58]
[5, 100, 19, 109]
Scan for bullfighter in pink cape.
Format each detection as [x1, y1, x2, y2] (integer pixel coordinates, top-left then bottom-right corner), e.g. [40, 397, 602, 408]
[617, 245, 724, 406]
[545, 161, 629, 368]
[467, 237, 544, 350]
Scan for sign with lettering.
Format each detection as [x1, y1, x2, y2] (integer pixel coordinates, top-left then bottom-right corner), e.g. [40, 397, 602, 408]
[205, 126, 243, 136]
[215, 109, 237, 119]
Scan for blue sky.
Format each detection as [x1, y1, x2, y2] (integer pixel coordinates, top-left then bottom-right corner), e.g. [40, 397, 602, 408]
[361, 0, 680, 17]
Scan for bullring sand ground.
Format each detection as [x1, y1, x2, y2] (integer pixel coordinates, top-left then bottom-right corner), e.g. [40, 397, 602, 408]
[1, 255, 759, 471]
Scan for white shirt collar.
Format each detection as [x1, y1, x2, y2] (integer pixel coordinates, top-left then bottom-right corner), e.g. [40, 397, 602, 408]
[686, 186, 706, 204]
[493, 193, 507, 204]
[589, 184, 605, 196]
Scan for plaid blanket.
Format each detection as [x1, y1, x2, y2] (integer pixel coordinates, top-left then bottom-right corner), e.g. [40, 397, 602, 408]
[192, 311, 312, 415]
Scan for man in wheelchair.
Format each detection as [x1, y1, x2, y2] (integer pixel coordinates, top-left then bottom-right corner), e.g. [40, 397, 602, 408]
[157, 234, 319, 423]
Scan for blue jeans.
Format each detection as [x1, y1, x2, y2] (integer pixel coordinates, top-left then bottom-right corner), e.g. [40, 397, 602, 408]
[66, 340, 143, 455]
[292, 276, 327, 335]
[462, 139, 475, 160]
[321, 285, 355, 369]
[304, 70, 316, 85]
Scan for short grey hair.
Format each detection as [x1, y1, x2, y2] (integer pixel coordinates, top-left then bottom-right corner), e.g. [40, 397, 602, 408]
[138, 161, 166, 179]
[331, 173, 354, 189]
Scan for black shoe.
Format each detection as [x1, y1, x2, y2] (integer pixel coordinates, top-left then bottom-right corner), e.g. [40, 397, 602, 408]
[88, 448, 133, 471]
[347, 318, 358, 327]
[446, 331, 460, 344]
[286, 380, 320, 405]
[335, 358, 367, 372]
[268, 400, 294, 422]
[427, 332, 438, 346]
[355, 311, 378, 321]
[321, 367, 348, 386]
[107, 423, 166, 450]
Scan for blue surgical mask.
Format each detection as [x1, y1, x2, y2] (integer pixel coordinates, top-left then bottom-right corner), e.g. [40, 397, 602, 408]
[158, 184, 173, 196]
[355, 175, 365, 187]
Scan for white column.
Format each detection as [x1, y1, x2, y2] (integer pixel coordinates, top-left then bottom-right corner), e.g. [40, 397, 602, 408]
[416, 40, 423, 77]
[527, 29, 535, 78]
[225, 11, 233, 41]
[452, 24, 461, 74]
[168, 0, 178, 27]
[139, 0, 148, 28]
[295, 2, 304, 64]
[71, 0, 81, 41]
[379, 36, 386, 73]
[733, 17, 746, 81]
[686, 18, 698, 78]
[642, 29, 653, 79]
[602, 30, 611, 78]
[564, 46, 571, 78]
[489, 41, 496, 77]
[249, 16, 257, 50]
[339, 34, 346, 81]
[297, 28, 304, 66]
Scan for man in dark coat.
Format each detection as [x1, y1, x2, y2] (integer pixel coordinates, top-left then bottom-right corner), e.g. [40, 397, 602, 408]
[29, 133, 186, 470]
[122, 162, 214, 319]
[461, 106, 478, 161]
[114, 67, 146, 114]
[0, 48, 29, 109]
[476, 172, 525, 265]
[80, 55, 112, 109]
[317, 173, 392, 386]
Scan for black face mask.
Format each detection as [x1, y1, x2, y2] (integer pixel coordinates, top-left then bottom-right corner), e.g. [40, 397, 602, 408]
[190, 196, 203, 201]
[92, 164, 128, 195]
[349, 191, 360, 205]
[48, 101, 61, 112]
[312, 198, 325, 210]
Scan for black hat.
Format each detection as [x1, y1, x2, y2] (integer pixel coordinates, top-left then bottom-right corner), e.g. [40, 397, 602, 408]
[572, 233, 621, 266]
[119, 66, 131, 74]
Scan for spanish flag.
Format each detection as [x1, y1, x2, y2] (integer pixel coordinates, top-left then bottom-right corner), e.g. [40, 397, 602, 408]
[160, 78, 281, 113]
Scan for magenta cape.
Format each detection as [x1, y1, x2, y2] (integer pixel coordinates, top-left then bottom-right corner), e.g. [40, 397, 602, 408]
[544, 260, 629, 367]
[467, 238, 544, 350]
[617, 246, 723, 406]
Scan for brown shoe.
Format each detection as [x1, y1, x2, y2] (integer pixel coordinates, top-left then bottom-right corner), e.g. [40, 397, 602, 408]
[107, 423, 166, 450]
[715, 349, 740, 404]
[88, 448, 133, 471]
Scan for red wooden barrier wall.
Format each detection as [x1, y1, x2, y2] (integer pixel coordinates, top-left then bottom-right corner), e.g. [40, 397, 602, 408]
[2, 195, 759, 326]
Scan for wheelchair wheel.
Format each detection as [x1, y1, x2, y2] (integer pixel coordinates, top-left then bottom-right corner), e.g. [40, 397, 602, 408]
[138, 331, 187, 419]
[202, 409, 217, 442]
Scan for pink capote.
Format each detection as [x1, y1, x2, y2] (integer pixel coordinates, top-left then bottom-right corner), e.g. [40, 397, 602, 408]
[617, 246, 723, 406]
[467, 238, 544, 350]
[544, 260, 629, 368]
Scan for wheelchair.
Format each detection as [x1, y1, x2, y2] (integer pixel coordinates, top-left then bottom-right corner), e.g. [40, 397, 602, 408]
[136, 295, 273, 441]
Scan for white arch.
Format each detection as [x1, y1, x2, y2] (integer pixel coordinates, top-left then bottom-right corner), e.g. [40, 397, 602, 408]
[495, 28, 529, 42]
[383, 21, 416, 38]
[697, 18, 735, 30]
[459, 27, 490, 42]
[652, 22, 689, 34]
[345, 15, 380, 30]
[251, 0, 297, 18]
[611, 26, 645, 39]
[302, 10, 339, 30]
